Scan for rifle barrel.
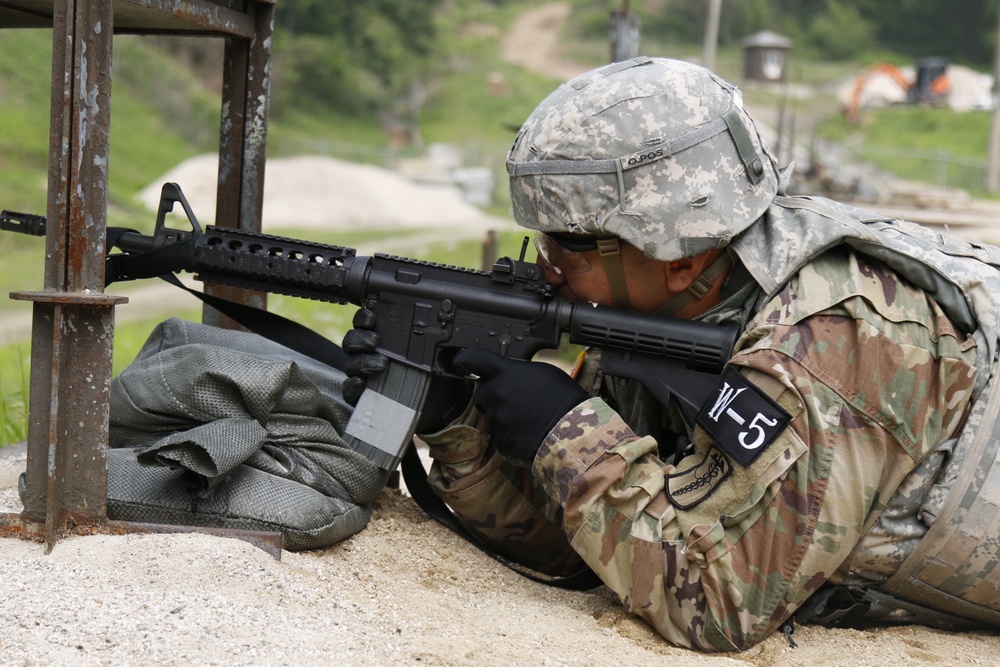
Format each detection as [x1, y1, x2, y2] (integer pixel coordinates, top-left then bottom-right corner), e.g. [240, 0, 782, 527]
[0, 210, 47, 237]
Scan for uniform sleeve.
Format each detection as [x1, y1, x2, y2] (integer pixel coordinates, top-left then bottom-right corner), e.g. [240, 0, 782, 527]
[531, 358, 883, 649]
[420, 407, 588, 577]
[530, 250, 978, 651]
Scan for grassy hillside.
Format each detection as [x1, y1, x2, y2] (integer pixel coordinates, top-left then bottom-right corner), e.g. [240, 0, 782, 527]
[0, 3, 573, 221]
[0, 30, 221, 220]
[0, 29, 55, 216]
[3, 2, 992, 220]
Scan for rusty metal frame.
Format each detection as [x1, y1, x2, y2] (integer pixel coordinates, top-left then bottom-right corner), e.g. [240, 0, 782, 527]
[0, 0, 282, 557]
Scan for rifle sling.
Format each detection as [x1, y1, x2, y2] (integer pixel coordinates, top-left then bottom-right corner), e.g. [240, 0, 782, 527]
[400, 445, 603, 591]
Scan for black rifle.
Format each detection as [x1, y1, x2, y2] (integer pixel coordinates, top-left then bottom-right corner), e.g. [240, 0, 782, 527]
[2, 183, 737, 472]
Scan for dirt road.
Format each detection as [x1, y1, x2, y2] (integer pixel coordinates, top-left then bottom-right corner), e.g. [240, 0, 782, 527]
[499, 2, 589, 81]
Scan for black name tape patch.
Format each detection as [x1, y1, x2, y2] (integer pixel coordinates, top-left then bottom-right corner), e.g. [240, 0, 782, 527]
[696, 366, 791, 467]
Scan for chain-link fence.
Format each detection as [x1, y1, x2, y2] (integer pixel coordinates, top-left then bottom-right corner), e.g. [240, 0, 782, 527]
[844, 139, 989, 194]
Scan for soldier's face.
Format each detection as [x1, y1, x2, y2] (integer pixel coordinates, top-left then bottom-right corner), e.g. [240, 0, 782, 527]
[536, 241, 673, 312]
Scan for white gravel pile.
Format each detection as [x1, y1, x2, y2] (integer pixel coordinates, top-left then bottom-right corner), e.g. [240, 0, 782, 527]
[136, 154, 505, 231]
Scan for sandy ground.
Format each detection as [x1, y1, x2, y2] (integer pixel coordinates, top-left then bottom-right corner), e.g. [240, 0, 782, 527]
[2, 3, 1000, 665]
[134, 154, 508, 231]
[1, 442, 999, 667]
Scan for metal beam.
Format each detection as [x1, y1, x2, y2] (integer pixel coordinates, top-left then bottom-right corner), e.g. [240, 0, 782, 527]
[114, 0, 255, 37]
[3, 0, 278, 556]
[0, 0, 268, 36]
[203, 2, 272, 328]
[14, 0, 123, 553]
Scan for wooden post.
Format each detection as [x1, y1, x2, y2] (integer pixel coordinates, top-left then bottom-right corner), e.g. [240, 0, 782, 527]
[609, 1, 640, 63]
[703, 0, 722, 73]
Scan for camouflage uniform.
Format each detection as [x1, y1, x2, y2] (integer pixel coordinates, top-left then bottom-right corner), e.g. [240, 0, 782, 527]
[421, 58, 1000, 650]
[424, 240, 978, 650]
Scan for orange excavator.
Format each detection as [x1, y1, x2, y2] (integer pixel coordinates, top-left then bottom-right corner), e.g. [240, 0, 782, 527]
[846, 58, 950, 123]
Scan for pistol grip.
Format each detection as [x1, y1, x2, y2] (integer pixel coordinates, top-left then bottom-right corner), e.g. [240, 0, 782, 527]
[344, 360, 431, 470]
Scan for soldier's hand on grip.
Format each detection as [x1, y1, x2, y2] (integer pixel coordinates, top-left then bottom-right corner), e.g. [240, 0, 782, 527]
[454, 347, 590, 465]
[342, 307, 472, 433]
[341, 307, 386, 406]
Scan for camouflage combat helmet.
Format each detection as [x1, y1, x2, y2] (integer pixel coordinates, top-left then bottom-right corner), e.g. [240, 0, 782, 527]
[507, 57, 780, 263]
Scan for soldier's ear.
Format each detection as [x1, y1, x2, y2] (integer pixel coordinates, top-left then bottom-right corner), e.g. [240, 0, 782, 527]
[665, 250, 719, 293]
[665, 257, 696, 292]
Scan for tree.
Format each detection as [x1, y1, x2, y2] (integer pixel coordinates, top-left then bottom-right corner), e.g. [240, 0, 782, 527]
[271, 0, 444, 136]
[808, 1, 876, 60]
[854, 0, 995, 66]
[632, 0, 997, 67]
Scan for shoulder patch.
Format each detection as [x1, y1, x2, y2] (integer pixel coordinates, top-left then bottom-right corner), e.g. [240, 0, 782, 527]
[665, 446, 732, 509]
[696, 366, 791, 467]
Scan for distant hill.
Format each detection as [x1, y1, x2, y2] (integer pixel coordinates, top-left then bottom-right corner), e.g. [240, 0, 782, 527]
[0, 9, 552, 222]
[0, 2, 915, 225]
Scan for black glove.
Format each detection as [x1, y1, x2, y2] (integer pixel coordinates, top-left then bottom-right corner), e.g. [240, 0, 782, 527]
[453, 347, 590, 465]
[341, 308, 387, 406]
[342, 307, 472, 432]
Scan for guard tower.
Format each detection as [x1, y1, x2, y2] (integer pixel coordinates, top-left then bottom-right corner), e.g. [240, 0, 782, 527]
[0, 0, 280, 555]
[741, 30, 792, 83]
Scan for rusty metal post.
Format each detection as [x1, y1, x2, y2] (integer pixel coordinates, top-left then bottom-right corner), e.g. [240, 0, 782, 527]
[203, 1, 274, 328]
[12, 0, 125, 552]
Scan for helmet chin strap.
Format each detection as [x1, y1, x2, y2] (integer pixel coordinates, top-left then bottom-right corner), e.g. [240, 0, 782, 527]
[596, 237, 632, 309]
[596, 238, 733, 314]
[654, 252, 734, 317]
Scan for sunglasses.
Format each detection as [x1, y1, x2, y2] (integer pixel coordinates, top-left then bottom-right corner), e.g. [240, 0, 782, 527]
[533, 232, 602, 275]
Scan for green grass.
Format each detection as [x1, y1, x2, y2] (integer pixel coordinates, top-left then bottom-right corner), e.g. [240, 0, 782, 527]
[0, 31, 220, 220]
[107, 36, 222, 214]
[267, 109, 392, 161]
[0, 30, 53, 215]
[0, 232, 45, 312]
[0, 341, 29, 447]
[816, 105, 995, 194]
[0, 310, 204, 447]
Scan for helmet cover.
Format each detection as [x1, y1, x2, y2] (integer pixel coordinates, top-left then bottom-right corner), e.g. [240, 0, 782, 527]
[507, 57, 779, 261]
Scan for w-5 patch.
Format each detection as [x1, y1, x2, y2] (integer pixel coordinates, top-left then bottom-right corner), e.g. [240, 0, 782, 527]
[696, 366, 791, 467]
